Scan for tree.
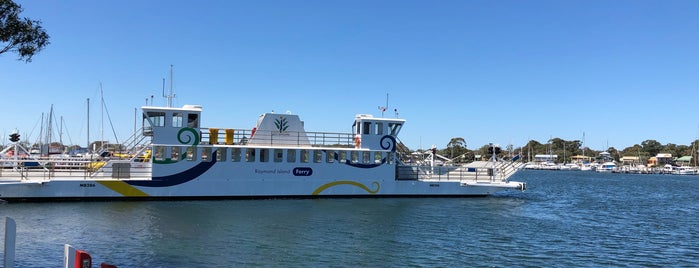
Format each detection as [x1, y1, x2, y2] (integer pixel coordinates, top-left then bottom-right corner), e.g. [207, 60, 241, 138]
[0, 0, 50, 62]
[641, 140, 663, 157]
[446, 137, 466, 159]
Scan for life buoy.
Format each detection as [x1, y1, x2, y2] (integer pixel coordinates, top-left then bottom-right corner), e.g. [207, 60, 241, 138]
[354, 135, 361, 148]
[250, 127, 257, 138]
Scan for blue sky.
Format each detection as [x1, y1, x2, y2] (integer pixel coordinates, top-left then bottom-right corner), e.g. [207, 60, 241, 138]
[1, 0, 698, 151]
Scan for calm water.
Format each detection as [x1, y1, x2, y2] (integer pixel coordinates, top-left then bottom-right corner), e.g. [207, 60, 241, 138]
[1, 170, 698, 267]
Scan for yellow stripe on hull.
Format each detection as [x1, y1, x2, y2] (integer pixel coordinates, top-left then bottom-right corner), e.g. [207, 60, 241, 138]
[98, 181, 150, 197]
[312, 180, 380, 195]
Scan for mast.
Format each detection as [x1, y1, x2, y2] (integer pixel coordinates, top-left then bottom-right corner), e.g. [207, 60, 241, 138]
[163, 64, 175, 108]
[384, 93, 388, 117]
[59, 116, 64, 145]
[46, 104, 54, 156]
[100, 83, 104, 152]
[38, 113, 43, 154]
[87, 98, 90, 154]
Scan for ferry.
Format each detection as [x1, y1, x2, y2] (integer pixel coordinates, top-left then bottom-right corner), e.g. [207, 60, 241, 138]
[0, 103, 525, 201]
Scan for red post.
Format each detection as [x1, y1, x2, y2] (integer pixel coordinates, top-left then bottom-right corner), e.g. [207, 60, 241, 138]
[74, 250, 91, 268]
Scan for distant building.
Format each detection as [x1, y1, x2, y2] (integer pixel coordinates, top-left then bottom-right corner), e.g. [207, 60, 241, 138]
[648, 153, 673, 167]
[656, 153, 673, 165]
[619, 156, 640, 166]
[596, 152, 614, 163]
[571, 155, 592, 163]
[676, 156, 693, 166]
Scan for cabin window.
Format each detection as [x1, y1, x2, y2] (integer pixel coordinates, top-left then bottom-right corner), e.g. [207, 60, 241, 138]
[338, 151, 347, 163]
[375, 123, 383, 135]
[260, 149, 269, 162]
[363, 151, 371, 164]
[374, 152, 383, 163]
[201, 147, 211, 162]
[388, 123, 402, 135]
[287, 149, 296, 162]
[387, 152, 394, 164]
[171, 146, 181, 162]
[300, 149, 309, 163]
[326, 151, 335, 163]
[353, 121, 359, 134]
[216, 148, 227, 161]
[172, 112, 183, 127]
[313, 150, 322, 163]
[186, 147, 196, 161]
[146, 111, 166, 127]
[245, 148, 256, 162]
[363, 122, 371, 134]
[350, 151, 359, 163]
[187, 113, 199, 128]
[154, 146, 166, 161]
[274, 149, 283, 162]
[231, 148, 241, 162]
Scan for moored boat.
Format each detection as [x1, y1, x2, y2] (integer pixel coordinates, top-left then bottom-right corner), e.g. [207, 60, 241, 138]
[596, 161, 617, 172]
[0, 103, 526, 201]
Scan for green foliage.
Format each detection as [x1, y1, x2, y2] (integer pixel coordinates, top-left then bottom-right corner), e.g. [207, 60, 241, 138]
[0, 0, 50, 62]
[641, 139, 663, 157]
[421, 137, 699, 165]
[445, 137, 467, 160]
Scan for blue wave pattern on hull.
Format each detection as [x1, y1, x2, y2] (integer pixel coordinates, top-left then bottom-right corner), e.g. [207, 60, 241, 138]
[332, 152, 386, 169]
[127, 151, 218, 187]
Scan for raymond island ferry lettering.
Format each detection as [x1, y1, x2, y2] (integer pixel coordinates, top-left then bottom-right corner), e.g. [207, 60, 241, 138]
[293, 167, 313, 176]
[254, 169, 291, 175]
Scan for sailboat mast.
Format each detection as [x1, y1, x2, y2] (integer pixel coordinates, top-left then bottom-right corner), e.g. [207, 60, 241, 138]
[100, 83, 104, 152]
[39, 113, 44, 155]
[87, 98, 90, 154]
[59, 116, 64, 145]
[46, 104, 54, 156]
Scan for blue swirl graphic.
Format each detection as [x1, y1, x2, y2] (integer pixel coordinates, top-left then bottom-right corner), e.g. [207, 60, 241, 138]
[380, 135, 397, 152]
[177, 128, 200, 145]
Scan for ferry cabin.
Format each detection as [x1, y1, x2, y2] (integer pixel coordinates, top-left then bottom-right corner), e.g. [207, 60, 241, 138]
[141, 105, 415, 195]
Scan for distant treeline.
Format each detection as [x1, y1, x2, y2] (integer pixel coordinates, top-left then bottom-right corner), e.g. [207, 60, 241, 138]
[411, 137, 699, 164]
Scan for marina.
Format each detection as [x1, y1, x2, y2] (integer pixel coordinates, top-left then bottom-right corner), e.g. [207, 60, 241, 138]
[523, 160, 699, 175]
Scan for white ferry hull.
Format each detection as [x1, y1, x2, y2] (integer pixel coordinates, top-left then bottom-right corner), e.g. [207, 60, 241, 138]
[0, 180, 517, 201]
[0, 172, 523, 201]
[0, 104, 525, 201]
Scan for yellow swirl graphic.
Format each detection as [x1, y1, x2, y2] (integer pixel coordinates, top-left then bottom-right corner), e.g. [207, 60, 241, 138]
[312, 181, 380, 195]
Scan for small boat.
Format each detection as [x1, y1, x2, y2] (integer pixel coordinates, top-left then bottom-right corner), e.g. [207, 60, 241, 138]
[596, 162, 617, 172]
[674, 166, 697, 175]
[0, 103, 526, 201]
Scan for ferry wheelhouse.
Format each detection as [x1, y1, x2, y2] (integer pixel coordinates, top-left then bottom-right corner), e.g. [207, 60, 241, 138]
[0, 104, 525, 201]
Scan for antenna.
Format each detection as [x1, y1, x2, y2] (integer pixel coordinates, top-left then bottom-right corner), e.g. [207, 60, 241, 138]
[162, 65, 175, 107]
[385, 93, 388, 117]
[378, 93, 389, 117]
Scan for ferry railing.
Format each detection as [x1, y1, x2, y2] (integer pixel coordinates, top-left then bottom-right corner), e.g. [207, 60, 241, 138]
[201, 128, 354, 148]
[0, 157, 152, 181]
[114, 126, 151, 156]
[396, 158, 524, 183]
[0, 158, 92, 180]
